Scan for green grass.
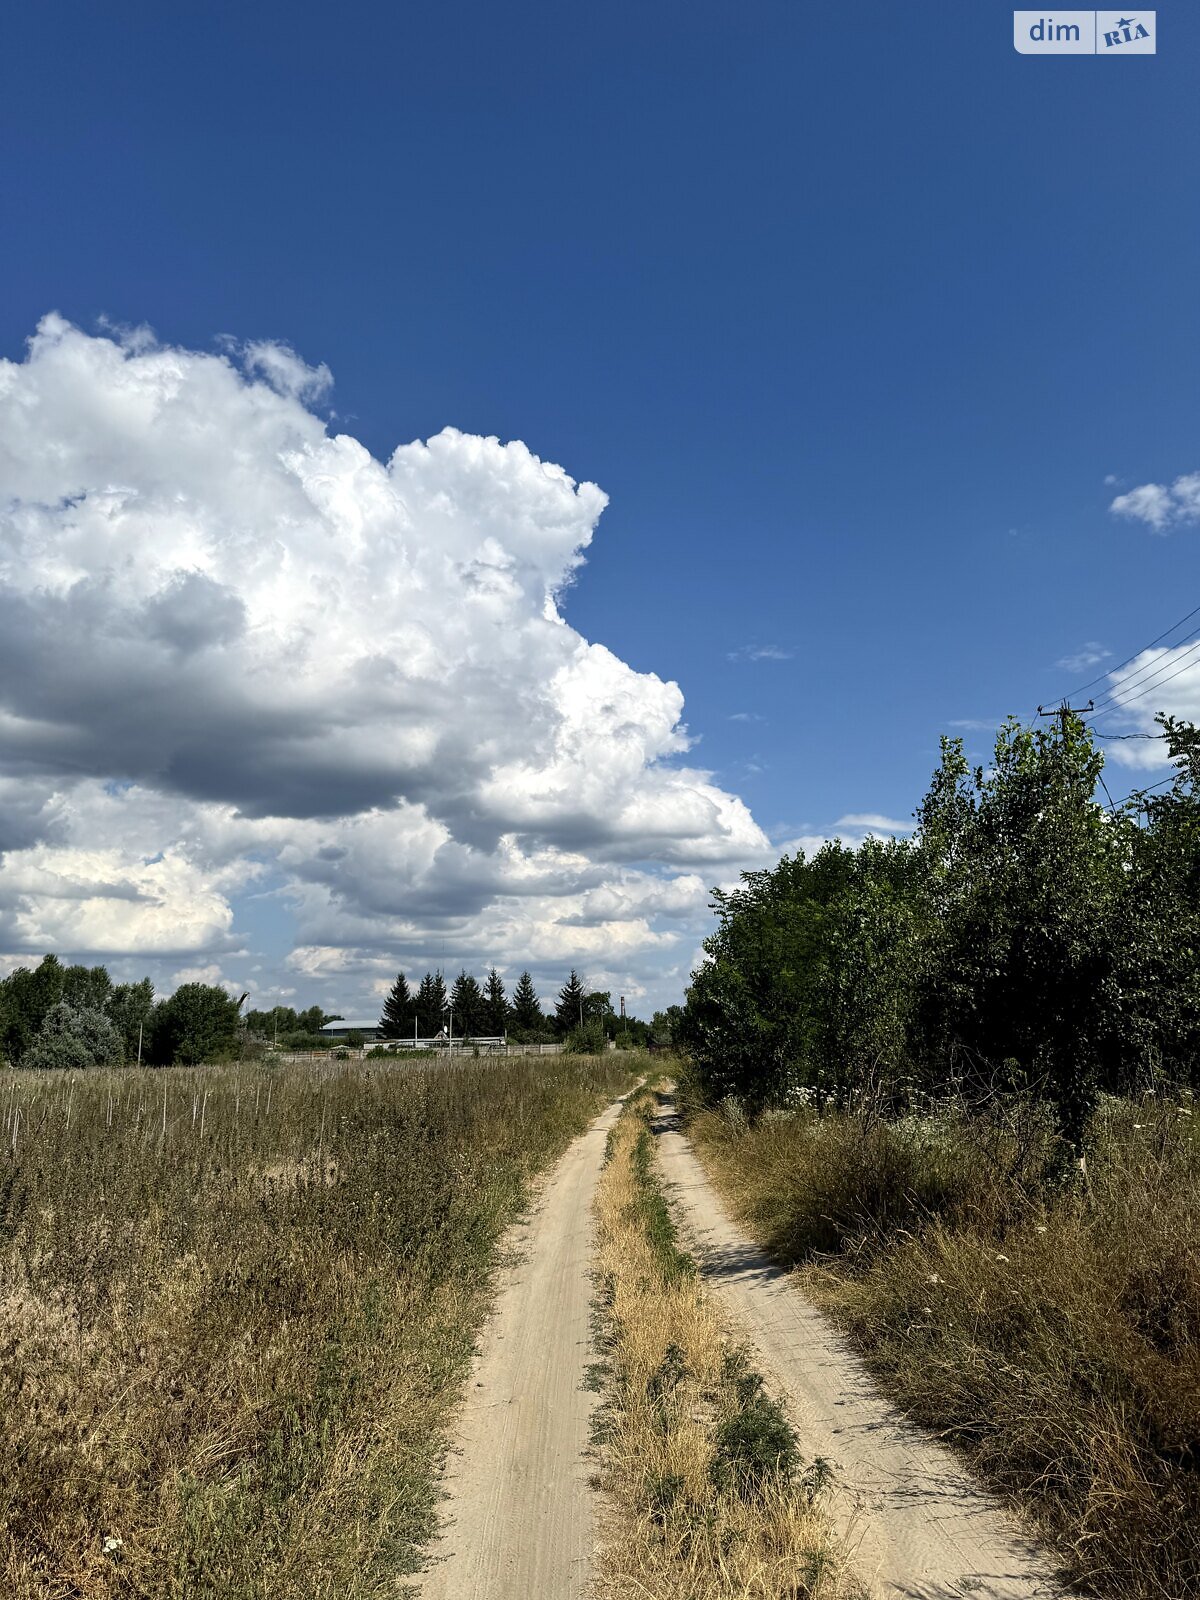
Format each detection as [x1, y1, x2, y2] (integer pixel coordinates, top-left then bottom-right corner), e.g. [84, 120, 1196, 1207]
[689, 1090, 1200, 1600]
[0, 1053, 633, 1599]
[625, 1095, 696, 1286]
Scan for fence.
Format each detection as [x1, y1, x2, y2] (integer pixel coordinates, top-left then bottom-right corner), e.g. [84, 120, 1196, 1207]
[271, 1041, 566, 1064]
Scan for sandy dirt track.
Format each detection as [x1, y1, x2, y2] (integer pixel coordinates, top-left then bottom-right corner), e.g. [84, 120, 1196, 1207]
[653, 1092, 1077, 1600]
[417, 1092, 629, 1600]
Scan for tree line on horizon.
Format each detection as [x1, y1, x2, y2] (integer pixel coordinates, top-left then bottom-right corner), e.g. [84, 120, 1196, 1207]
[0, 955, 669, 1066]
[682, 713, 1200, 1151]
[374, 967, 653, 1049]
[0, 959, 247, 1069]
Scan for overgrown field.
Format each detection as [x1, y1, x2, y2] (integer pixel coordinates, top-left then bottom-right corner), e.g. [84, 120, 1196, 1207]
[592, 1086, 860, 1600]
[688, 1090, 1200, 1600]
[0, 1053, 632, 1599]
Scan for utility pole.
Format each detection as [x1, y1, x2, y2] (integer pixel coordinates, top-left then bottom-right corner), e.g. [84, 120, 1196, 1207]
[1037, 699, 1093, 735]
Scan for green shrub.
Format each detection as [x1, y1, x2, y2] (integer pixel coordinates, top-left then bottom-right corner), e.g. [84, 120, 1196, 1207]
[42, 999, 123, 1065]
[564, 1019, 608, 1055]
[22, 1032, 95, 1072]
[709, 1353, 798, 1499]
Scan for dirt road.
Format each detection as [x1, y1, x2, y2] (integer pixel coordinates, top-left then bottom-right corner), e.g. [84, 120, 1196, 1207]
[418, 1093, 628, 1600]
[653, 1092, 1075, 1600]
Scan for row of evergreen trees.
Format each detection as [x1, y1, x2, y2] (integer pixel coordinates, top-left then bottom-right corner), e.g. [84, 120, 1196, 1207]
[378, 967, 611, 1042]
[681, 714, 1200, 1148]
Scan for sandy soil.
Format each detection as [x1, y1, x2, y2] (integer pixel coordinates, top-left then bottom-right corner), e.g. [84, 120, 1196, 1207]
[652, 1091, 1079, 1600]
[417, 1093, 628, 1600]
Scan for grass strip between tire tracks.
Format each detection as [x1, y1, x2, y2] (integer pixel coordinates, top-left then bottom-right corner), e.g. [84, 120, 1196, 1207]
[590, 1082, 863, 1600]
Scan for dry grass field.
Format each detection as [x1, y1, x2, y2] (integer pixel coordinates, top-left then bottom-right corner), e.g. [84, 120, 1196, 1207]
[0, 1053, 631, 1599]
[687, 1090, 1200, 1600]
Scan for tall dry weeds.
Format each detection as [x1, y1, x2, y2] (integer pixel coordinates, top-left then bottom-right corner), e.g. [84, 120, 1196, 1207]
[689, 1092, 1200, 1600]
[0, 1053, 632, 1598]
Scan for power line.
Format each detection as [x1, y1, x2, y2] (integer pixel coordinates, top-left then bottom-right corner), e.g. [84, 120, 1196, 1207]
[1090, 635, 1200, 710]
[1130, 774, 1177, 798]
[1088, 635, 1200, 718]
[1091, 645, 1200, 721]
[1048, 598, 1200, 702]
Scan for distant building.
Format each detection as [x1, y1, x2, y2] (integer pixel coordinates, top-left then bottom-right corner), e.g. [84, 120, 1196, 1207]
[318, 1020, 382, 1040]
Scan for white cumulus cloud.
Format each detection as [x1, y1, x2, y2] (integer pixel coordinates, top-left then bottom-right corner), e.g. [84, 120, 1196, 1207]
[1098, 643, 1200, 769]
[0, 315, 769, 1009]
[1110, 473, 1200, 531]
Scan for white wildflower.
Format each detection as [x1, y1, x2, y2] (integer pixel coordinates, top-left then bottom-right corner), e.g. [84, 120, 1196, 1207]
[927, 1273, 940, 1284]
[102, 1536, 123, 1555]
[1036, 1225, 1047, 1233]
[995, 1254, 1009, 1263]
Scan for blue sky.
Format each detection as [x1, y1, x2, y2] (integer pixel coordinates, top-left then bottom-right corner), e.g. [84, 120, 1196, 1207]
[1, 2, 1197, 1014]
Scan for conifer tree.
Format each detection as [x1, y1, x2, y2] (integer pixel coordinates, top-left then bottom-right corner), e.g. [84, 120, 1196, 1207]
[555, 969, 586, 1036]
[415, 971, 449, 1036]
[511, 971, 543, 1033]
[378, 972, 412, 1038]
[482, 968, 509, 1036]
[449, 970, 484, 1037]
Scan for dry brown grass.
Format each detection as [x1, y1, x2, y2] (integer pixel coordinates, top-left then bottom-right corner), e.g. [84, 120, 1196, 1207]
[0, 1053, 633, 1599]
[592, 1088, 864, 1600]
[689, 1091, 1200, 1600]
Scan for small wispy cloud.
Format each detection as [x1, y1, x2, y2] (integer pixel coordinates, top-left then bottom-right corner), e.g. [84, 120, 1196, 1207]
[727, 644, 792, 663]
[728, 711, 766, 723]
[947, 718, 998, 732]
[1056, 642, 1110, 674]
[1110, 472, 1200, 532]
[835, 813, 913, 835]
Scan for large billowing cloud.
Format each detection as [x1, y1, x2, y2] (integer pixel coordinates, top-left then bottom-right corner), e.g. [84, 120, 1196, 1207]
[0, 315, 768, 1008]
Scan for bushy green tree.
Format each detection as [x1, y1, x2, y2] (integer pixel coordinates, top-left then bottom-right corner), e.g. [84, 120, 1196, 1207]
[563, 1018, 607, 1055]
[23, 1000, 124, 1070]
[297, 1004, 337, 1034]
[0, 954, 65, 1063]
[44, 999, 123, 1064]
[681, 713, 1196, 1147]
[1107, 716, 1200, 1095]
[682, 853, 845, 1110]
[60, 963, 113, 1013]
[109, 978, 155, 1061]
[913, 718, 1130, 1146]
[149, 983, 244, 1065]
[22, 1032, 94, 1072]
